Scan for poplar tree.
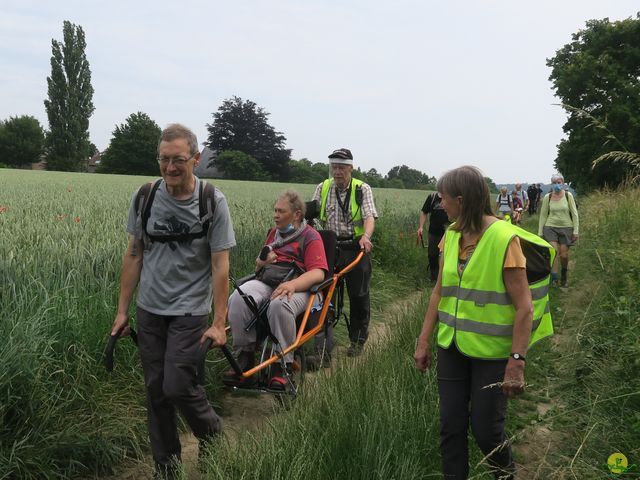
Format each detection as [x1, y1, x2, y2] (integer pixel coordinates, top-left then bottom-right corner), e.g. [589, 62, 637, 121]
[44, 21, 95, 171]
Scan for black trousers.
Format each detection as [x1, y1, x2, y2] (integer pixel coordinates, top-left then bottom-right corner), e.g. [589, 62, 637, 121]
[336, 248, 371, 345]
[427, 232, 444, 282]
[437, 345, 514, 480]
[137, 308, 222, 467]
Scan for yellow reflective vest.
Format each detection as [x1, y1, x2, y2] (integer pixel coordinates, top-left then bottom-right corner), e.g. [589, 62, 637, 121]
[319, 178, 365, 238]
[437, 220, 555, 359]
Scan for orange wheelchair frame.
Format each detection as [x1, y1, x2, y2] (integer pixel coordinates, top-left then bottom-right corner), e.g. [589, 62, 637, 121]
[200, 232, 364, 397]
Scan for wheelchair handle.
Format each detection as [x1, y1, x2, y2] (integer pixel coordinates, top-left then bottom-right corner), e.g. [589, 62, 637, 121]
[103, 332, 120, 372]
[220, 345, 244, 376]
[259, 245, 272, 261]
[103, 327, 138, 372]
[196, 340, 243, 386]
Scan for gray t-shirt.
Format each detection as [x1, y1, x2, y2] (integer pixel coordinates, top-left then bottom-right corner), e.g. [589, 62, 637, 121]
[126, 177, 236, 316]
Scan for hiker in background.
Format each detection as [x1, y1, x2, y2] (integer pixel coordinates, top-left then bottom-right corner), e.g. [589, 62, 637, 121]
[495, 186, 512, 219]
[224, 190, 328, 389]
[511, 190, 524, 225]
[414, 165, 554, 480]
[513, 183, 529, 214]
[313, 148, 378, 357]
[527, 183, 538, 214]
[417, 191, 450, 282]
[538, 173, 579, 287]
[536, 183, 544, 211]
[110, 124, 236, 479]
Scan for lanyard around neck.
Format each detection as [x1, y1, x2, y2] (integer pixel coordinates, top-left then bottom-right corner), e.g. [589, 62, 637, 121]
[335, 180, 352, 222]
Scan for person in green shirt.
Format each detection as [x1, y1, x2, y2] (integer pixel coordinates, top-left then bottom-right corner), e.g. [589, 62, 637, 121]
[538, 173, 579, 287]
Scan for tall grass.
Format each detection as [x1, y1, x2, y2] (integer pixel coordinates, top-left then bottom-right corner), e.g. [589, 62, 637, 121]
[202, 294, 445, 480]
[0, 169, 431, 479]
[509, 186, 640, 478]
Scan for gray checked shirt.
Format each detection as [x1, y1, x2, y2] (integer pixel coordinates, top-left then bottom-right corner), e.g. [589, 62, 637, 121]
[312, 179, 378, 238]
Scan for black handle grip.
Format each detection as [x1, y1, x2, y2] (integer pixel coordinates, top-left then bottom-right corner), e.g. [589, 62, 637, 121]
[259, 245, 272, 261]
[103, 331, 121, 372]
[103, 327, 138, 373]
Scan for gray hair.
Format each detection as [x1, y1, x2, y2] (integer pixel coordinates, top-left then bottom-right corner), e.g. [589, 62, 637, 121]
[551, 173, 564, 183]
[277, 190, 306, 218]
[158, 123, 199, 155]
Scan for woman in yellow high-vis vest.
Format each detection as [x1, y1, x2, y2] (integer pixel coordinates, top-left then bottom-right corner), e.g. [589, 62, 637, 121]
[414, 166, 554, 480]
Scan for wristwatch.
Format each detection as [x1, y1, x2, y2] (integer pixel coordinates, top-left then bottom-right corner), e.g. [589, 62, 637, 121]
[510, 352, 526, 361]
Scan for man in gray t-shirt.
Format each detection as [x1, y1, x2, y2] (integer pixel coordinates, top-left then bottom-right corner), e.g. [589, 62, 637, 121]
[111, 124, 235, 477]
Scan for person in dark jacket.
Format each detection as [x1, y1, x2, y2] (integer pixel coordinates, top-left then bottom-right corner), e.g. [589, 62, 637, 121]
[417, 192, 450, 282]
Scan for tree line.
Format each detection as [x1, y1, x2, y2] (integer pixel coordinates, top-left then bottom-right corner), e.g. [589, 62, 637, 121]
[2, 15, 639, 190]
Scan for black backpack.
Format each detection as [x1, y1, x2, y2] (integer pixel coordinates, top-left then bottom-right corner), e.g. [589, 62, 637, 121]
[134, 179, 216, 245]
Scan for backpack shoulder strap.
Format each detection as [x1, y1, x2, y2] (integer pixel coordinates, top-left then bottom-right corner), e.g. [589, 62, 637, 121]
[430, 193, 439, 210]
[545, 193, 552, 216]
[135, 182, 152, 216]
[140, 179, 163, 235]
[199, 181, 217, 231]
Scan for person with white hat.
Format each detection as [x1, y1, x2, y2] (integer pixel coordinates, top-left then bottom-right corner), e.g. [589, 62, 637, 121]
[312, 148, 378, 357]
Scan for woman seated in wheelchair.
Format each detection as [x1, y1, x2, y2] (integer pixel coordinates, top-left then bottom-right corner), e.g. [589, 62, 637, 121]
[224, 190, 328, 390]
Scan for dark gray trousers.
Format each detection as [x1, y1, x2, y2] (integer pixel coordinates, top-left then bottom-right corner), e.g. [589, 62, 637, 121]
[427, 232, 443, 282]
[137, 307, 222, 467]
[337, 248, 371, 345]
[437, 345, 514, 480]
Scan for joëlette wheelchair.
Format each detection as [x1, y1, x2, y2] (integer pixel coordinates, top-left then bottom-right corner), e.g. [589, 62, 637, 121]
[202, 203, 364, 398]
[103, 202, 364, 399]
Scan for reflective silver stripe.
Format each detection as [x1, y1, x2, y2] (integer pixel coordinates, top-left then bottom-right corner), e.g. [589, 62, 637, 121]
[438, 306, 548, 336]
[440, 284, 549, 305]
[530, 284, 549, 301]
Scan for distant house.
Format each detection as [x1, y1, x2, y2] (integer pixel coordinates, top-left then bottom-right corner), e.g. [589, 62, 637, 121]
[194, 146, 222, 178]
[30, 154, 47, 170]
[87, 151, 102, 173]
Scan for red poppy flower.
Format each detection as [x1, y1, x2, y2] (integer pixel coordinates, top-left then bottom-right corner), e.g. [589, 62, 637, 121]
[74, 217, 81, 223]
[0, 206, 8, 213]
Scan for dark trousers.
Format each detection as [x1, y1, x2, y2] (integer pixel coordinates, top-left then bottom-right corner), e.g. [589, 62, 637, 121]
[427, 232, 444, 282]
[137, 308, 222, 467]
[437, 345, 514, 480]
[337, 248, 371, 345]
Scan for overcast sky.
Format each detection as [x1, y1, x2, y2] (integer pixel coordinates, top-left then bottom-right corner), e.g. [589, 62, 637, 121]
[1, 1, 638, 183]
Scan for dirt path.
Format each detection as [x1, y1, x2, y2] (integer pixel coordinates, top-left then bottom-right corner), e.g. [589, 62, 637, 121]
[511, 260, 579, 479]
[103, 289, 426, 480]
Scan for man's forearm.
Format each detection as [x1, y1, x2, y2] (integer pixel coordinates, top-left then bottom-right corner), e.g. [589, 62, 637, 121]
[211, 252, 230, 328]
[117, 254, 142, 315]
[363, 217, 375, 238]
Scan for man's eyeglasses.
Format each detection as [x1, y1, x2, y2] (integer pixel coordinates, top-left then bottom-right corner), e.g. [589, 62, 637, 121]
[157, 153, 196, 167]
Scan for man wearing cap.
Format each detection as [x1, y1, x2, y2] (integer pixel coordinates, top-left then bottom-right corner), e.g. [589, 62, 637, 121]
[312, 148, 378, 357]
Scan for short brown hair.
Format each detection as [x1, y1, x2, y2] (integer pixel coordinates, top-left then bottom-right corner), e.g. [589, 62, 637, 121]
[158, 123, 199, 155]
[277, 190, 306, 219]
[437, 166, 495, 234]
